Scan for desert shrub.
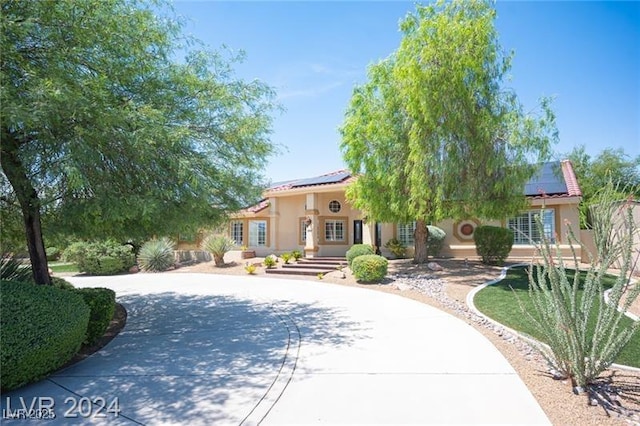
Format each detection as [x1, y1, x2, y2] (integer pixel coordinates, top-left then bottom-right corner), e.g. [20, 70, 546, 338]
[65, 241, 134, 275]
[1, 280, 90, 391]
[291, 249, 303, 261]
[473, 226, 513, 265]
[45, 247, 61, 261]
[427, 225, 446, 257]
[263, 255, 277, 268]
[138, 238, 176, 272]
[281, 252, 292, 264]
[346, 244, 374, 267]
[244, 264, 257, 274]
[75, 287, 116, 346]
[351, 254, 388, 283]
[522, 185, 640, 391]
[384, 238, 406, 258]
[0, 254, 32, 282]
[62, 241, 89, 263]
[201, 234, 235, 267]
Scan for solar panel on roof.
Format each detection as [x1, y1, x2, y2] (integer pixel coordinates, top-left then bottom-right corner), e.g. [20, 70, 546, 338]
[291, 170, 351, 188]
[524, 162, 567, 196]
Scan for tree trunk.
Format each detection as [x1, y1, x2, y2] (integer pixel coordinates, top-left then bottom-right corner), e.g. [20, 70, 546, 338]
[0, 132, 51, 285]
[413, 219, 429, 264]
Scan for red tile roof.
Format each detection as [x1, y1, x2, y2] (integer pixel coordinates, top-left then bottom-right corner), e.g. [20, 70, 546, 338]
[560, 159, 582, 197]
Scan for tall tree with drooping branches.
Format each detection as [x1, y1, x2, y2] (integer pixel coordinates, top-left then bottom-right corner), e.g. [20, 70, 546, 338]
[340, 0, 556, 263]
[1, 0, 278, 284]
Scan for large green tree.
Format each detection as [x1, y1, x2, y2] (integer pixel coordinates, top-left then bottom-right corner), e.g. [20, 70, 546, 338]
[1, 0, 278, 284]
[340, 0, 556, 263]
[566, 146, 640, 228]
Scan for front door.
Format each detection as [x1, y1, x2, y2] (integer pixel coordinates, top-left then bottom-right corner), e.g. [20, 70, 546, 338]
[353, 220, 363, 244]
[374, 222, 382, 254]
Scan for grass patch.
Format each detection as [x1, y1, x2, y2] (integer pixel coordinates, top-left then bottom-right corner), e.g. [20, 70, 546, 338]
[474, 266, 639, 368]
[49, 262, 79, 273]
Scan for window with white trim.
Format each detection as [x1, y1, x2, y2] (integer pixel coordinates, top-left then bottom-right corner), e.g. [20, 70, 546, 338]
[300, 219, 307, 243]
[397, 222, 416, 246]
[248, 220, 267, 247]
[508, 209, 555, 245]
[230, 221, 243, 245]
[325, 220, 345, 242]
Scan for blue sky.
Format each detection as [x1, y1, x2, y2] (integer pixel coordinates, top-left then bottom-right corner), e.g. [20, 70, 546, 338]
[172, 0, 639, 183]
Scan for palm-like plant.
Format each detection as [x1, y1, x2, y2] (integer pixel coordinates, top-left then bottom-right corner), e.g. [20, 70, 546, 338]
[201, 234, 236, 267]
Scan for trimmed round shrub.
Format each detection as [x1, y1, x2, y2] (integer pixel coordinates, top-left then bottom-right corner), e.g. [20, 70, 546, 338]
[473, 225, 514, 265]
[351, 254, 388, 283]
[346, 244, 374, 267]
[1, 280, 90, 391]
[427, 225, 446, 257]
[75, 288, 116, 346]
[138, 238, 176, 272]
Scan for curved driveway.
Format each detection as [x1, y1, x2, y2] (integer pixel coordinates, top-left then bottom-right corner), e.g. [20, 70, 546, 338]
[2, 274, 550, 425]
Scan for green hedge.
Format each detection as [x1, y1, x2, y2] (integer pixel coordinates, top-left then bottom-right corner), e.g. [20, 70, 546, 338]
[1, 280, 90, 391]
[473, 225, 514, 265]
[351, 254, 388, 283]
[75, 288, 116, 346]
[346, 244, 374, 267]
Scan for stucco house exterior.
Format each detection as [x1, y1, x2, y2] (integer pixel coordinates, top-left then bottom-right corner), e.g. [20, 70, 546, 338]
[223, 160, 583, 261]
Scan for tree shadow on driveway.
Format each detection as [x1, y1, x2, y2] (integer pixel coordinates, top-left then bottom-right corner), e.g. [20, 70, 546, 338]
[2, 292, 369, 425]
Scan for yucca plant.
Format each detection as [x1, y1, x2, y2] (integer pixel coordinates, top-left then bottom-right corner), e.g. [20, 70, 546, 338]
[201, 234, 235, 267]
[520, 181, 639, 391]
[137, 238, 176, 272]
[0, 254, 33, 282]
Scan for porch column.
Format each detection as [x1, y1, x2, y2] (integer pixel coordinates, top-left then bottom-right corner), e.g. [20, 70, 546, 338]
[269, 197, 278, 251]
[304, 193, 319, 258]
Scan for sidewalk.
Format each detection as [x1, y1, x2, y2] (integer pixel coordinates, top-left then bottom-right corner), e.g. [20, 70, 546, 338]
[1, 273, 550, 425]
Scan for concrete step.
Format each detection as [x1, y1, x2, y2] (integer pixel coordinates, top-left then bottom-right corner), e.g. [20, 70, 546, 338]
[265, 268, 334, 276]
[298, 258, 347, 265]
[282, 263, 341, 270]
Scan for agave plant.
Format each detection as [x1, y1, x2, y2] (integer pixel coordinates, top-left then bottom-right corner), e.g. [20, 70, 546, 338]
[137, 238, 176, 272]
[201, 234, 236, 267]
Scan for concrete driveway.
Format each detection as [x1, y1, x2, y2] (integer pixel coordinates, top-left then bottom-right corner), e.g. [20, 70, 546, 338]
[1, 273, 550, 425]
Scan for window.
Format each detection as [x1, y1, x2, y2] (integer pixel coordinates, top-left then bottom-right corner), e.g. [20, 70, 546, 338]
[248, 220, 267, 247]
[329, 200, 341, 213]
[230, 221, 243, 245]
[397, 222, 416, 246]
[300, 218, 308, 243]
[508, 210, 555, 245]
[325, 220, 345, 242]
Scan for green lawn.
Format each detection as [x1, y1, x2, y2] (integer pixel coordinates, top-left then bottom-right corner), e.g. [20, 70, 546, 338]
[49, 262, 79, 273]
[474, 266, 639, 368]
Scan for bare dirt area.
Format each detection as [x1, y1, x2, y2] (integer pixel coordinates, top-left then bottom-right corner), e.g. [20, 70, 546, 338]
[172, 255, 640, 425]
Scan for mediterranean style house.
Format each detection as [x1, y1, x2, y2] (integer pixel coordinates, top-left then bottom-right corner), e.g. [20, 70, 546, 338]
[216, 160, 583, 261]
